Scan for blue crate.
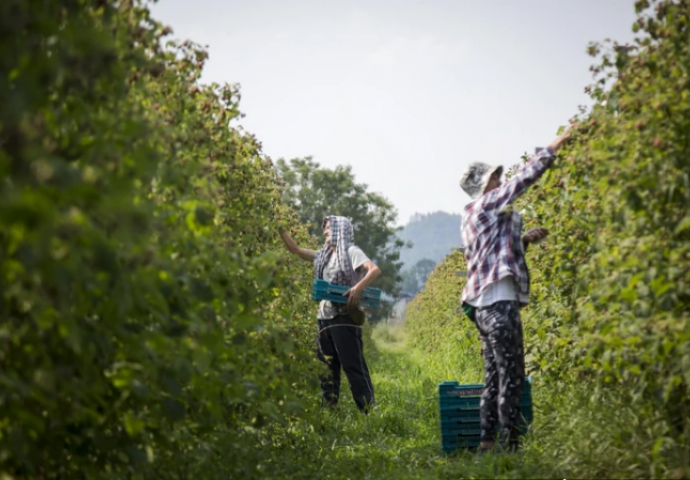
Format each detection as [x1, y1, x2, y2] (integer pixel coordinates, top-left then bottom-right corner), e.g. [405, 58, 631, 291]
[442, 424, 530, 451]
[439, 397, 532, 412]
[439, 382, 484, 396]
[441, 424, 482, 436]
[442, 416, 531, 436]
[442, 432, 481, 443]
[440, 408, 532, 427]
[439, 381, 532, 407]
[439, 380, 531, 399]
[439, 409, 482, 421]
[442, 436, 481, 453]
[311, 279, 382, 308]
[440, 378, 533, 455]
[440, 410, 533, 430]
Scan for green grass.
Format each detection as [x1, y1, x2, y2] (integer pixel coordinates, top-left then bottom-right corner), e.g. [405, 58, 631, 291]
[252, 323, 690, 480]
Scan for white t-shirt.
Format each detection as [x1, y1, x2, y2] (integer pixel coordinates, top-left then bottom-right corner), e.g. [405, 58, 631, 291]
[318, 245, 371, 320]
[464, 276, 528, 308]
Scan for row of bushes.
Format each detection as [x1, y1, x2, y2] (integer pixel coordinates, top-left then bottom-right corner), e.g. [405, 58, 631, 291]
[518, 0, 690, 424]
[0, 1, 324, 478]
[405, 0, 690, 475]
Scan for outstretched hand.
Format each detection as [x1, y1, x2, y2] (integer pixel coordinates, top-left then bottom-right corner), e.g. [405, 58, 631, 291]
[549, 122, 579, 151]
[522, 227, 549, 245]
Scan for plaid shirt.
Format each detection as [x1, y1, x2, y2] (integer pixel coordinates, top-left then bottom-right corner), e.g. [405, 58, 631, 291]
[461, 147, 556, 304]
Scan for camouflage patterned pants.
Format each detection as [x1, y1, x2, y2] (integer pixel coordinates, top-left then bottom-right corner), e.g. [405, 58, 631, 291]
[473, 300, 525, 446]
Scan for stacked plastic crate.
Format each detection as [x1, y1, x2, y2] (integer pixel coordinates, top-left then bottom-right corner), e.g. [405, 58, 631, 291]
[438, 378, 533, 454]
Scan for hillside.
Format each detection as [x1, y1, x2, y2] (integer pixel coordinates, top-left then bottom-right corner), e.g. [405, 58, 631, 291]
[398, 211, 462, 268]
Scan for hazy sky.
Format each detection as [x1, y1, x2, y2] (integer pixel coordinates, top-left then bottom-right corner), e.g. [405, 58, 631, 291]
[150, 0, 637, 226]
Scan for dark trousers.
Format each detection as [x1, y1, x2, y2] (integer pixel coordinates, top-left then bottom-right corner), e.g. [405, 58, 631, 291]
[317, 314, 375, 412]
[473, 301, 525, 447]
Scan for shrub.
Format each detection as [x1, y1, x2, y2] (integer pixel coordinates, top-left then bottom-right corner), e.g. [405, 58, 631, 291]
[0, 1, 321, 478]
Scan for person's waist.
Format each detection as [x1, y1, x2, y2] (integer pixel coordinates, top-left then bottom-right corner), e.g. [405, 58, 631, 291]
[464, 275, 527, 305]
[473, 300, 522, 312]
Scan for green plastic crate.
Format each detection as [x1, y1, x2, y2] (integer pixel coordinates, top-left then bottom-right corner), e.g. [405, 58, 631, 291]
[439, 378, 533, 454]
[311, 279, 382, 308]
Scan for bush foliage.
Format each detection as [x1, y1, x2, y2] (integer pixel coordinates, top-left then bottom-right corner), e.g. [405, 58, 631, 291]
[519, 0, 690, 418]
[3, 0, 690, 478]
[406, 0, 690, 475]
[0, 0, 322, 478]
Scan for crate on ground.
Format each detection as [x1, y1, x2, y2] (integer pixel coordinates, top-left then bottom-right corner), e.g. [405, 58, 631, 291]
[439, 378, 533, 454]
[441, 436, 482, 452]
[311, 279, 382, 308]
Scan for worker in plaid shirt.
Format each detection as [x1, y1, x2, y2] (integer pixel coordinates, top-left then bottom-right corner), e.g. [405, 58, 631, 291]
[459, 123, 576, 452]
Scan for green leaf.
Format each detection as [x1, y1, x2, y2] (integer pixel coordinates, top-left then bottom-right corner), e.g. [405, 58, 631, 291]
[123, 412, 145, 436]
[675, 216, 690, 235]
[162, 398, 186, 422]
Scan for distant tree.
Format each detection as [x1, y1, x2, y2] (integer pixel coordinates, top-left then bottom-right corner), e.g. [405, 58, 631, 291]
[276, 157, 405, 317]
[400, 258, 436, 296]
[400, 269, 419, 295]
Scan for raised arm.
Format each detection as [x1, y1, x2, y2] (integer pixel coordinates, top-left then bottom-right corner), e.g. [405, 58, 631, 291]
[279, 232, 317, 262]
[480, 124, 577, 211]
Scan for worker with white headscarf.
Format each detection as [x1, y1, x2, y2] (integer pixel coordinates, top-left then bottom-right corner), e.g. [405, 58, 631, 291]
[280, 215, 381, 413]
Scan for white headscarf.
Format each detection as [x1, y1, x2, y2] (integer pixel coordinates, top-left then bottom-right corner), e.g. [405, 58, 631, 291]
[313, 215, 356, 287]
[459, 162, 503, 199]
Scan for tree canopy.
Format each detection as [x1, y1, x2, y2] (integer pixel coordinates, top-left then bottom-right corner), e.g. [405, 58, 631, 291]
[401, 258, 437, 296]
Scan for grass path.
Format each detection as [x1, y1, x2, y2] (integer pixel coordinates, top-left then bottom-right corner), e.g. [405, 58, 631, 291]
[268, 323, 675, 479]
[297, 325, 570, 480]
